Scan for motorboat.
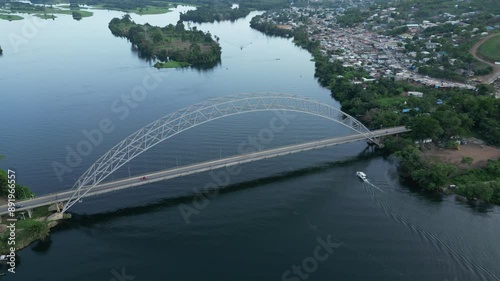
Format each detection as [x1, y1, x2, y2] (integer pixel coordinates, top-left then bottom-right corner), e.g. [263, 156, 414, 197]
[356, 171, 367, 181]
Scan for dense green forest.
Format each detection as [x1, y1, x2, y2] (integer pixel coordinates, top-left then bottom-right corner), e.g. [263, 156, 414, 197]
[237, 0, 290, 10]
[250, 15, 295, 37]
[336, 9, 370, 27]
[109, 15, 221, 66]
[180, 4, 250, 23]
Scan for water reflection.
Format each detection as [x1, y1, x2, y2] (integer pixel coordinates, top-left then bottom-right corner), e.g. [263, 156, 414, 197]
[31, 237, 53, 254]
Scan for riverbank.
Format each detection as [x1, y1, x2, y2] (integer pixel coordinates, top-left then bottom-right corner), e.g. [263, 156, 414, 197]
[0, 14, 23, 21]
[0, 168, 69, 254]
[0, 205, 70, 255]
[179, 4, 250, 23]
[249, 14, 500, 205]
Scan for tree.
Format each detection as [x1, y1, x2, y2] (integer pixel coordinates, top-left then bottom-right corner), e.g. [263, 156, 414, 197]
[433, 109, 465, 139]
[477, 84, 495, 96]
[0, 170, 7, 197]
[72, 11, 82, 20]
[152, 30, 163, 43]
[0, 169, 34, 199]
[464, 182, 493, 202]
[175, 20, 185, 32]
[461, 157, 473, 167]
[25, 221, 50, 241]
[411, 163, 457, 191]
[122, 14, 132, 23]
[15, 183, 34, 200]
[409, 115, 443, 145]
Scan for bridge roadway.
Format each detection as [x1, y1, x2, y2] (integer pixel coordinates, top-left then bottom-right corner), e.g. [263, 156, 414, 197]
[0, 126, 409, 215]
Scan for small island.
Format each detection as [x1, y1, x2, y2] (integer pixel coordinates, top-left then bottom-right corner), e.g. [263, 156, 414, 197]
[0, 2, 93, 20]
[108, 15, 222, 68]
[0, 14, 24, 21]
[179, 4, 251, 23]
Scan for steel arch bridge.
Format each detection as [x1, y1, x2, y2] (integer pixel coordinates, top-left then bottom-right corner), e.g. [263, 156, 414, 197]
[62, 93, 378, 212]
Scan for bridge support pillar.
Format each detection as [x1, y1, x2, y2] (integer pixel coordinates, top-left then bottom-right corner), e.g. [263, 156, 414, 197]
[27, 208, 33, 219]
[48, 202, 64, 213]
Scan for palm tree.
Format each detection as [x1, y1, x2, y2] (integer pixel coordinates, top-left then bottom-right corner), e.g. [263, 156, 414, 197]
[26, 221, 50, 241]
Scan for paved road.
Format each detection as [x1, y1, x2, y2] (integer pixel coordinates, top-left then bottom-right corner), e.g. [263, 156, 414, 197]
[0, 127, 409, 215]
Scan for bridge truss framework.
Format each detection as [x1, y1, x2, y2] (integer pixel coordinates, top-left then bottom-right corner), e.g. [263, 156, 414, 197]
[62, 93, 379, 212]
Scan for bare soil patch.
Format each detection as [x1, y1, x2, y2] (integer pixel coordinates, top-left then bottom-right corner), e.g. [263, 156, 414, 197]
[277, 24, 293, 30]
[423, 142, 500, 169]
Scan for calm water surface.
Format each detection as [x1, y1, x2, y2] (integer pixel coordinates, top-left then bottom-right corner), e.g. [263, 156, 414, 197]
[0, 6, 499, 281]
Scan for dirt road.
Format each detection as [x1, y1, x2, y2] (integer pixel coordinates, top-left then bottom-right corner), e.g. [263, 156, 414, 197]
[470, 33, 500, 84]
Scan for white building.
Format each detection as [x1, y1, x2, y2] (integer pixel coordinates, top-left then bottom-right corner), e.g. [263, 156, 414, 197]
[408, 91, 424, 98]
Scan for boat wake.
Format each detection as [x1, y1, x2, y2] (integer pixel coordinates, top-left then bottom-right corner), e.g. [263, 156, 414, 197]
[364, 180, 385, 193]
[362, 181, 500, 281]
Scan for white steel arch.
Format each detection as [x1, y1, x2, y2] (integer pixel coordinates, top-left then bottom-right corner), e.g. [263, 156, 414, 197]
[63, 93, 378, 212]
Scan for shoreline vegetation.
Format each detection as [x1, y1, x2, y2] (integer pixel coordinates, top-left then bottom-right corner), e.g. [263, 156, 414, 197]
[250, 15, 500, 205]
[108, 15, 221, 68]
[177, 0, 296, 23]
[0, 2, 93, 21]
[0, 0, 294, 22]
[180, 4, 250, 23]
[0, 167, 69, 255]
[90, 4, 173, 15]
[154, 60, 191, 69]
[0, 13, 24, 21]
[34, 13, 57, 20]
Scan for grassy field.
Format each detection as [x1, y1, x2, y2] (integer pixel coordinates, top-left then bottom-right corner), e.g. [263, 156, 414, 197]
[377, 96, 408, 109]
[49, 9, 93, 17]
[478, 34, 500, 62]
[154, 61, 191, 68]
[0, 13, 23, 21]
[127, 6, 172, 15]
[93, 4, 172, 15]
[34, 13, 57, 19]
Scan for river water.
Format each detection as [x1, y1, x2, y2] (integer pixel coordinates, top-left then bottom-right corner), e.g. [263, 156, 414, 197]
[0, 6, 499, 281]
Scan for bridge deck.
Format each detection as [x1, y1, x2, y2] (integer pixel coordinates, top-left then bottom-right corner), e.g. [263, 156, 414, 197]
[0, 126, 409, 215]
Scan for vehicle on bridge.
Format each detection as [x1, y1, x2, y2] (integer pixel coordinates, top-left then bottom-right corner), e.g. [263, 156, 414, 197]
[140, 176, 148, 181]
